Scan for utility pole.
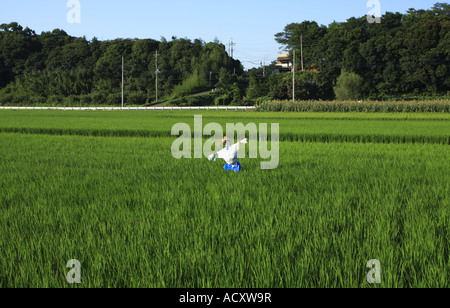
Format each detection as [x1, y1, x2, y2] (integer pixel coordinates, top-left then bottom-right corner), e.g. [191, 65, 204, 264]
[293, 49, 296, 102]
[229, 38, 236, 58]
[263, 59, 266, 77]
[228, 38, 236, 73]
[231, 38, 233, 58]
[261, 59, 266, 77]
[155, 50, 159, 103]
[121, 56, 124, 108]
[228, 40, 231, 71]
[301, 35, 304, 72]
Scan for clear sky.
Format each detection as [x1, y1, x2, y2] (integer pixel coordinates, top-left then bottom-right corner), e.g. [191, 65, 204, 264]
[0, 0, 441, 69]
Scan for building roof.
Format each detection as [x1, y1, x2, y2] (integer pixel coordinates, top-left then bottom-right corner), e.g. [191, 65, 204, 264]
[278, 53, 291, 59]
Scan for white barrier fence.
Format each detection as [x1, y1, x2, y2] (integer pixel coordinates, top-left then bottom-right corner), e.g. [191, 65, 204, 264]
[0, 106, 256, 111]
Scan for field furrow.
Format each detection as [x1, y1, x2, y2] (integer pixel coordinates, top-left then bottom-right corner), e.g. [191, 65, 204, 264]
[0, 111, 449, 288]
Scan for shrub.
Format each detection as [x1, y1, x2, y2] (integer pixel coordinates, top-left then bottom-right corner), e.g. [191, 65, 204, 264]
[214, 94, 229, 106]
[105, 93, 122, 106]
[89, 92, 107, 105]
[334, 71, 364, 101]
[46, 95, 63, 106]
[0, 93, 13, 106]
[126, 91, 148, 106]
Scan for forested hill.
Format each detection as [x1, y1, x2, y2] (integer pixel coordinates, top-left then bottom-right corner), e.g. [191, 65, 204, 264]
[0, 24, 242, 105]
[0, 3, 449, 106]
[267, 3, 450, 100]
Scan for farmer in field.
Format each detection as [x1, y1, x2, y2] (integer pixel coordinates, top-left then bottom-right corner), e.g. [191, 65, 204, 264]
[208, 136, 248, 172]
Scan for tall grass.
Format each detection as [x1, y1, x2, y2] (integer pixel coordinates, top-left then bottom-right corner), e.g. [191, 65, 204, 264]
[256, 100, 450, 113]
[1, 110, 449, 144]
[0, 134, 448, 287]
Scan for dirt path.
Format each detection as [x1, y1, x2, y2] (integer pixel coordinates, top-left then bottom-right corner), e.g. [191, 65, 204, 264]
[151, 101, 166, 107]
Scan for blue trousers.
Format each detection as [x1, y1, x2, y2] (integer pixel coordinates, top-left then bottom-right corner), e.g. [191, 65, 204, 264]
[224, 162, 241, 172]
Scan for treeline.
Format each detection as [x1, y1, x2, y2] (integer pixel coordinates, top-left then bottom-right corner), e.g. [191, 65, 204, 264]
[0, 3, 449, 106]
[0, 22, 242, 106]
[264, 3, 450, 100]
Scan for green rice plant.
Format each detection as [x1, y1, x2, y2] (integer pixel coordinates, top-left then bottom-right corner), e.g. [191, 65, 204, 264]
[0, 126, 448, 288]
[1, 110, 449, 144]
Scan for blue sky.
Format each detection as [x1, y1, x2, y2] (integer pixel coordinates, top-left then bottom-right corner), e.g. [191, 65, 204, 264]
[0, 0, 440, 69]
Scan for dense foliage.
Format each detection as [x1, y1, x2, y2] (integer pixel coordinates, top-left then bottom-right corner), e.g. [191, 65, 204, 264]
[0, 3, 449, 105]
[273, 3, 450, 100]
[0, 24, 242, 105]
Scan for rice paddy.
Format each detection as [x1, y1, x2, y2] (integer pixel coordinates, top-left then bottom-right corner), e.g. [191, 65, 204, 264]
[0, 110, 448, 288]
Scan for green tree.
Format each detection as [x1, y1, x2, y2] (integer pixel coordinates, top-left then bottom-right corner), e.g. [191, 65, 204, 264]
[0, 22, 40, 83]
[199, 42, 229, 79]
[94, 39, 134, 91]
[275, 21, 327, 69]
[333, 70, 364, 100]
[246, 75, 266, 99]
[46, 37, 91, 71]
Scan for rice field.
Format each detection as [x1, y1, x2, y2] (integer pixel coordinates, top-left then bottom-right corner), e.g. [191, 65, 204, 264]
[0, 110, 449, 288]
